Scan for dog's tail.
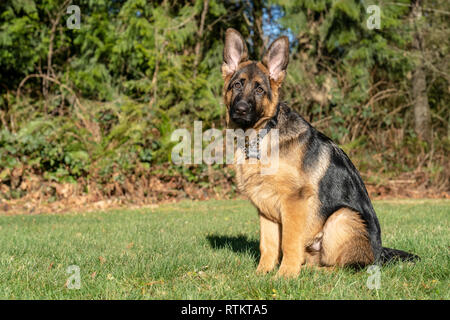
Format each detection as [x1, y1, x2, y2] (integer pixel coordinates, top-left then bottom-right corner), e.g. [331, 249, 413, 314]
[379, 247, 420, 264]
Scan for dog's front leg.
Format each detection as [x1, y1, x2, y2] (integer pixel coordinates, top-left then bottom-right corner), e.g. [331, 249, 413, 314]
[276, 197, 309, 278]
[256, 212, 281, 274]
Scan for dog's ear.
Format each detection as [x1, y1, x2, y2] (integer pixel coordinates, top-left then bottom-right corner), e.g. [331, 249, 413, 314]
[222, 28, 248, 79]
[262, 36, 289, 83]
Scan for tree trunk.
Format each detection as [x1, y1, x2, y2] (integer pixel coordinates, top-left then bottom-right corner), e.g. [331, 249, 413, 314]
[412, 61, 431, 143]
[251, 0, 264, 58]
[193, 0, 209, 78]
[411, 1, 432, 144]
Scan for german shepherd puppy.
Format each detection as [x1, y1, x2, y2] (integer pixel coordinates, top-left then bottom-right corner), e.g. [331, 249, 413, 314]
[221, 28, 418, 277]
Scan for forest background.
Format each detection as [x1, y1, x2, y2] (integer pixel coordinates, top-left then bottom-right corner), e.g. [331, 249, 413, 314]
[0, 0, 448, 213]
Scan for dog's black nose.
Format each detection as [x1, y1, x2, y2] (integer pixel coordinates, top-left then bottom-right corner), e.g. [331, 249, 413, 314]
[234, 101, 249, 115]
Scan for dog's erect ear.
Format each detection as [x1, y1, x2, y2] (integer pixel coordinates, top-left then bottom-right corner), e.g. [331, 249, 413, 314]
[262, 36, 289, 83]
[222, 28, 248, 78]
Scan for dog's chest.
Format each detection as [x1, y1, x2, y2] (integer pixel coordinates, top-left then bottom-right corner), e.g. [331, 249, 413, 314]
[235, 153, 303, 222]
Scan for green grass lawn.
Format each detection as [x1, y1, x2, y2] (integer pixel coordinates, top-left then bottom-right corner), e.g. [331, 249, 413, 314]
[0, 199, 448, 299]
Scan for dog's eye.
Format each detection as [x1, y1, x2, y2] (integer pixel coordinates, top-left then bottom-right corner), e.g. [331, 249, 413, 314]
[255, 87, 264, 95]
[233, 82, 242, 90]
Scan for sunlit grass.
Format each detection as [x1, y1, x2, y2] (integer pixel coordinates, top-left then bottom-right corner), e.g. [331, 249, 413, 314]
[0, 199, 448, 299]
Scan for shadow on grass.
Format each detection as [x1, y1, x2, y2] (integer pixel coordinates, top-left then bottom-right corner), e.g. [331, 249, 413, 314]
[207, 234, 259, 262]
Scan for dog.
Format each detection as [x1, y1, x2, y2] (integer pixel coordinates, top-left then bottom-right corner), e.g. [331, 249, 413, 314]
[221, 28, 418, 277]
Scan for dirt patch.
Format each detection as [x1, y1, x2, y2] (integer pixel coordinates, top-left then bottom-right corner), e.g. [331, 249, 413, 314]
[0, 168, 448, 215]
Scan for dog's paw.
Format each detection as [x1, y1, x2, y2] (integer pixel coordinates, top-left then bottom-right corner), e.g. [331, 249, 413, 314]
[256, 262, 275, 275]
[275, 263, 300, 278]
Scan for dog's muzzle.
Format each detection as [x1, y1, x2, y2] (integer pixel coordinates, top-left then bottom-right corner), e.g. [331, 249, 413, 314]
[230, 100, 256, 127]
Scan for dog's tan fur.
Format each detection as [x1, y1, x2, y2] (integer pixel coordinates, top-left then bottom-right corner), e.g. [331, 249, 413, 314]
[320, 208, 374, 266]
[232, 132, 342, 276]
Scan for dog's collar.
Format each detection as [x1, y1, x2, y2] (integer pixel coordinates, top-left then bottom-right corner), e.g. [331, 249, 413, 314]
[244, 103, 280, 160]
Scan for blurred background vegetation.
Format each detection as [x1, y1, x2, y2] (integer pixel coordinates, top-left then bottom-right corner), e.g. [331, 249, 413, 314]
[0, 0, 448, 209]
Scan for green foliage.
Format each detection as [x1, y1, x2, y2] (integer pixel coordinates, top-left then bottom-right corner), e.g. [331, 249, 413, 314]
[271, 0, 448, 169]
[0, 0, 448, 199]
